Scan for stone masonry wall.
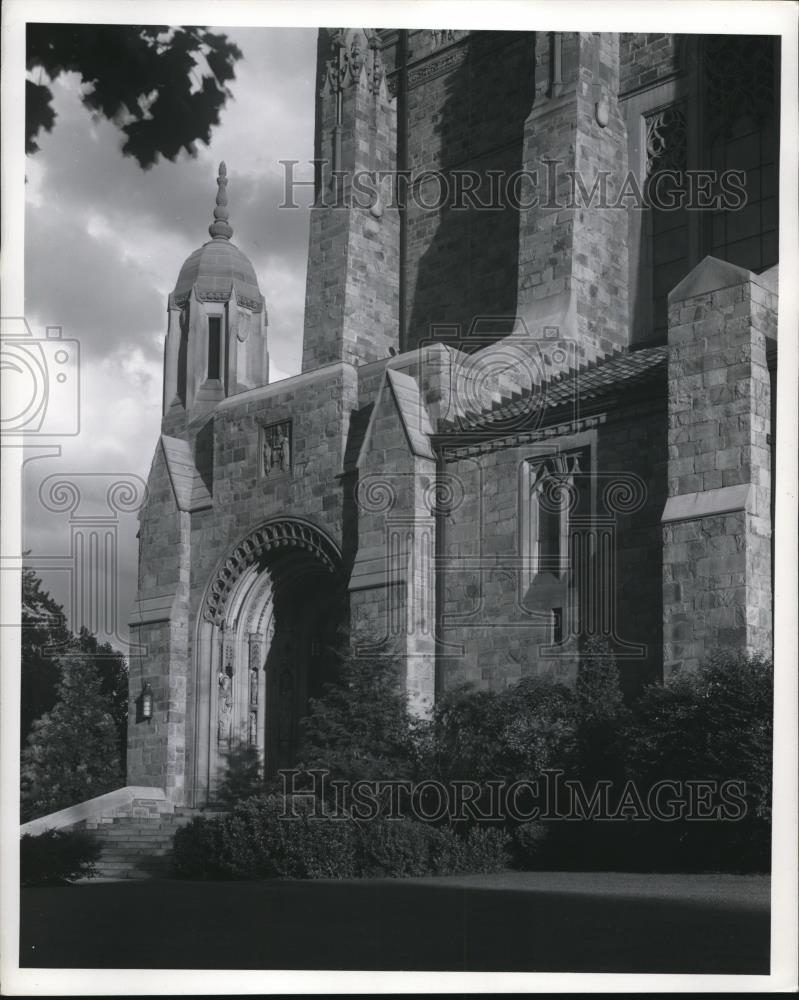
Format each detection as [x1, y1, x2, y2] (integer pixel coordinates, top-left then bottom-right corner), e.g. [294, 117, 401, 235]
[619, 34, 685, 95]
[518, 33, 629, 362]
[438, 394, 666, 695]
[400, 31, 536, 351]
[662, 259, 774, 675]
[128, 446, 191, 799]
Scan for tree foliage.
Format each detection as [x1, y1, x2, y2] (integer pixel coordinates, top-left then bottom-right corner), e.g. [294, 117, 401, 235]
[26, 24, 242, 167]
[21, 566, 70, 746]
[20, 567, 129, 821]
[21, 567, 128, 766]
[21, 651, 125, 821]
[429, 676, 578, 784]
[73, 627, 129, 766]
[298, 652, 425, 783]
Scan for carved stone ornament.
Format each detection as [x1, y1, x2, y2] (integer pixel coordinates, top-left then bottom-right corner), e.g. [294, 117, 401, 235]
[645, 103, 687, 176]
[217, 667, 233, 745]
[203, 519, 341, 626]
[260, 420, 292, 479]
[323, 28, 384, 95]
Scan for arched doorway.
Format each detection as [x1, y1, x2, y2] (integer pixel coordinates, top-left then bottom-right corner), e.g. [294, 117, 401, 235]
[192, 519, 345, 804]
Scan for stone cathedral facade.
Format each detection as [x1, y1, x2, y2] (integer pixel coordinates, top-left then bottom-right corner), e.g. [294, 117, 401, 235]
[128, 30, 779, 806]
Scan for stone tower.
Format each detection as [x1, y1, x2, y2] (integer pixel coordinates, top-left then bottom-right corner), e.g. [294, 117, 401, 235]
[162, 162, 269, 429]
[129, 166, 270, 803]
[301, 28, 400, 371]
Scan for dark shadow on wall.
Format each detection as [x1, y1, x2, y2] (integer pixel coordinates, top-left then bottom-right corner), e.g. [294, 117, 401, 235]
[405, 31, 536, 352]
[594, 385, 668, 695]
[194, 418, 215, 496]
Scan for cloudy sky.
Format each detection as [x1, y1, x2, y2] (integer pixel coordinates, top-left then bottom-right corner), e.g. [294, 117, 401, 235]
[23, 24, 318, 650]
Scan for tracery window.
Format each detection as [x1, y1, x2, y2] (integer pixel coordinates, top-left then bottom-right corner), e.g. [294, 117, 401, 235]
[524, 453, 581, 583]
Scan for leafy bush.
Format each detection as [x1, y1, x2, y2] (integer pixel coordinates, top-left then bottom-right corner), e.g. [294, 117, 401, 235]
[20, 828, 101, 886]
[362, 818, 508, 877]
[622, 651, 773, 871]
[511, 820, 553, 869]
[173, 794, 509, 880]
[428, 675, 578, 785]
[574, 639, 627, 786]
[174, 795, 360, 880]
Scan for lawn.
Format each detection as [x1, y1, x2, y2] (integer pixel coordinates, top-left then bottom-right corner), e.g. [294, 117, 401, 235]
[20, 870, 770, 974]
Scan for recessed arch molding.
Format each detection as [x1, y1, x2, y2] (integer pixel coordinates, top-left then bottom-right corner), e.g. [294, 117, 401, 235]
[202, 518, 342, 626]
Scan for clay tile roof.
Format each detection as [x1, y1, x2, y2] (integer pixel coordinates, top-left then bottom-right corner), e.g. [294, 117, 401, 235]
[447, 345, 667, 434]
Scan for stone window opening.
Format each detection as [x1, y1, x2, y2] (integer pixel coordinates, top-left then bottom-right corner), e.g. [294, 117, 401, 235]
[525, 453, 581, 584]
[207, 315, 223, 382]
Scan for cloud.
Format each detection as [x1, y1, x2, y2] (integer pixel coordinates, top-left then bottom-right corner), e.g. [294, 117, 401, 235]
[22, 25, 318, 647]
[22, 349, 162, 648]
[25, 27, 316, 371]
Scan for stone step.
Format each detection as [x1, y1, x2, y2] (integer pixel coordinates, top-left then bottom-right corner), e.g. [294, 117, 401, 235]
[100, 826, 180, 840]
[95, 846, 174, 857]
[94, 857, 173, 871]
[84, 807, 228, 881]
[90, 868, 161, 880]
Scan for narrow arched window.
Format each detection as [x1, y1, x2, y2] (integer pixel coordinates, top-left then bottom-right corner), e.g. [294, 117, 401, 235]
[523, 453, 581, 584]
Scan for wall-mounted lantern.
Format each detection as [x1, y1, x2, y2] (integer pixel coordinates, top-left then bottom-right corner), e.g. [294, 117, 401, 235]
[141, 683, 154, 722]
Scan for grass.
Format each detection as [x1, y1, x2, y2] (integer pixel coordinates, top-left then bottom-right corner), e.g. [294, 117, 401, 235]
[20, 870, 769, 973]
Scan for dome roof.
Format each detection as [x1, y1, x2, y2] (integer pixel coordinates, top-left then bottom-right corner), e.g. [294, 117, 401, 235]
[171, 162, 264, 314]
[173, 240, 263, 313]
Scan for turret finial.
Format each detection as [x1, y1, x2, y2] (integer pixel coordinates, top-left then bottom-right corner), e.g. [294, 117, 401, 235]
[209, 161, 233, 241]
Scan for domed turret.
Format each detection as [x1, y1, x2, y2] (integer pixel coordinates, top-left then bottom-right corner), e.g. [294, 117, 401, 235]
[171, 162, 264, 314]
[162, 163, 269, 420]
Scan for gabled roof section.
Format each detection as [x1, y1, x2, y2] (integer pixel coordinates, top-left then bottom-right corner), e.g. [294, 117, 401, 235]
[160, 435, 212, 512]
[387, 369, 436, 459]
[668, 255, 751, 302]
[356, 369, 435, 468]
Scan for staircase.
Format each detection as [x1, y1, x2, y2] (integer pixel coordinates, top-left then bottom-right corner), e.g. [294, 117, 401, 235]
[21, 786, 229, 882]
[81, 810, 199, 881]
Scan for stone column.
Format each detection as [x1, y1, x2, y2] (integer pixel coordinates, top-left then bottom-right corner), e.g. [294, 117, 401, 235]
[301, 29, 400, 372]
[662, 256, 775, 676]
[517, 32, 629, 363]
[349, 370, 436, 715]
[128, 443, 192, 804]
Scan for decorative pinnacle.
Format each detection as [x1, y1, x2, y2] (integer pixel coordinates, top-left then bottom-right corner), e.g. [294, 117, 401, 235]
[208, 161, 233, 241]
